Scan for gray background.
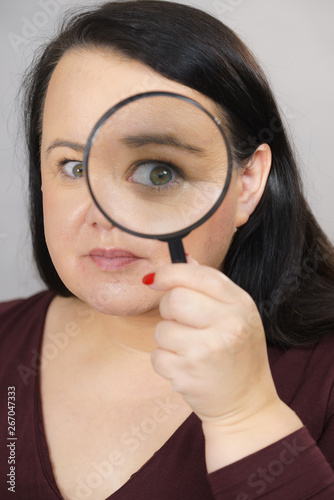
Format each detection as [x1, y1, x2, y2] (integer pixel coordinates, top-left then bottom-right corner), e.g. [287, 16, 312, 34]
[1, 0, 333, 301]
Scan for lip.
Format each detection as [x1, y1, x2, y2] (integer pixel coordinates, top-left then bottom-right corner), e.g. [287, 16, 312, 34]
[88, 248, 142, 271]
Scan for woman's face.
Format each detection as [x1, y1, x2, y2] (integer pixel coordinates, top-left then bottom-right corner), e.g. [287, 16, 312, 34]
[40, 49, 245, 315]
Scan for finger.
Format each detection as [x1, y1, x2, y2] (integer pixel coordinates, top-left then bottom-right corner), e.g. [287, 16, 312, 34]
[151, 348, 198, 395]
[154, 319, 205, 354]
[151, 347, 181, 380]
[147, 263, 246, 305]
[159, 287, 223, 327]
[185, 253, 199, 265]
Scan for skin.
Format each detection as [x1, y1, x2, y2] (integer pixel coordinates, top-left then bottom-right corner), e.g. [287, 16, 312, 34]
[41, 48, 267, 323]
[40, 47, 303, 487]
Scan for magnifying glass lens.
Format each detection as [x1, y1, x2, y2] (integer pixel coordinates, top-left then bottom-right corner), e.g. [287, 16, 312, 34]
[85, 94, 230, 237]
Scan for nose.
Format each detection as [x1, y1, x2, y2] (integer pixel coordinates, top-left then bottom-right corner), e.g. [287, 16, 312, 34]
[85, 199, 114, 230]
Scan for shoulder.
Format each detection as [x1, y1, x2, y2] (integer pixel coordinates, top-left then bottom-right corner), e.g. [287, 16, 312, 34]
[268, 334, 334, 390]
[269, 334, 334, 372]
[268, 335, 334, 440]
[0, 289, 54, 317]
[308, 333, 334, 361]
[0, 290, 55, 341]
[0, 290, 55, 387]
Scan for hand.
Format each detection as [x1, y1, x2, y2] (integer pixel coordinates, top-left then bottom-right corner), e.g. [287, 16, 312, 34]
[144, 259, 303, 471]
[145, 259, 279, 426]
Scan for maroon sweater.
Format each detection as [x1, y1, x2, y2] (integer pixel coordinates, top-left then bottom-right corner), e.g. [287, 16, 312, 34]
[0, 291, 334, 499]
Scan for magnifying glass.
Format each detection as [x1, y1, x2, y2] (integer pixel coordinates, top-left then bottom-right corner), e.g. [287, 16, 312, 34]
[83, 91, 233, 263]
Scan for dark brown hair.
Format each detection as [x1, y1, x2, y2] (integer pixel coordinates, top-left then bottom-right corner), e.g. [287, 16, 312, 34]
[22, 0, 334, 346]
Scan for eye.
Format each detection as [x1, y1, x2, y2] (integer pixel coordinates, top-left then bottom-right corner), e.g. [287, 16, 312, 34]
[128, 161, 178, 187]
[61, 160, 84, 179]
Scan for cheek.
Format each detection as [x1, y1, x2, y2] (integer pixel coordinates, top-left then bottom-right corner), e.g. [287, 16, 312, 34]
[42, 183, 84, 252]
[183, 194, 236, 268]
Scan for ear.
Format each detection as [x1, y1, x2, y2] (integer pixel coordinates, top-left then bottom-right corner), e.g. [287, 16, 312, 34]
[235, 143, 272, 228]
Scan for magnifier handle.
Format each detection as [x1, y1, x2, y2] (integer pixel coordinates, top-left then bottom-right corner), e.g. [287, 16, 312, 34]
[168, 239, 187, 263]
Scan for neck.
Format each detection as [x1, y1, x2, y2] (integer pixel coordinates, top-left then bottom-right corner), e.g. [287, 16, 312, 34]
[44, 295, 184, 406]
[68, 296, 161, 356]
[96, 308, 160, 354]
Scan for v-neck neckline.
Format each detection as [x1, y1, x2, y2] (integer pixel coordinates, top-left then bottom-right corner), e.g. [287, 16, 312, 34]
[34, 292, 196, 499]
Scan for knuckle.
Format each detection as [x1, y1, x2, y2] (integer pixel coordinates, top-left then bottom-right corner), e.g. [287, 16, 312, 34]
[202, 332, 226, 357]
[168, 287, 185, 305]
[191, 267, 210, 289]
[151, 349, 167, 375]
[214, 319, 249, 352]
[151, 348, 159, 366]
[154, 321, 166, 342]
[240, 289, 255, 310]
[246, 309, 262, 329]
[234, 321, 249, 343]
[170, 378, 187, 394]
[164, 288, 187, 317]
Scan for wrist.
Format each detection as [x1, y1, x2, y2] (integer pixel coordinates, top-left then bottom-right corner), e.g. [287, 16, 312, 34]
[202, 399, 303, 473]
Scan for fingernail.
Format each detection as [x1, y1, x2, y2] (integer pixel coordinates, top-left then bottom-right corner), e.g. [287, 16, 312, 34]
[185, 253, 190, 257]
[142, 273, 156, 285]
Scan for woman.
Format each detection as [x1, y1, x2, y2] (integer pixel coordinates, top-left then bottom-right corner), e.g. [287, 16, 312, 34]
[1, 1, 334, 498]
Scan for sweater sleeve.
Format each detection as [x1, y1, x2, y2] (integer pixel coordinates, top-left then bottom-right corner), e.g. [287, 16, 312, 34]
[206, 426, 334, 499]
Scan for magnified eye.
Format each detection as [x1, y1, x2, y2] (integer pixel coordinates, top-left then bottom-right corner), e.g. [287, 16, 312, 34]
[62, 161, 84, 179]
[128, 161, 178, 187]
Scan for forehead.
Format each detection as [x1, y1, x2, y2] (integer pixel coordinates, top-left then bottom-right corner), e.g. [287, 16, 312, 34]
[41, 49, 217, 149]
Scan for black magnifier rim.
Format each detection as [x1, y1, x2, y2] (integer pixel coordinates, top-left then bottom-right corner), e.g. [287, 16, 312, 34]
[83, 91, 233, 241]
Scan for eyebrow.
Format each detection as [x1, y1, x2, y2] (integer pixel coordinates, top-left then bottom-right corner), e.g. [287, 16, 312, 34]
[45, 135, 205, 156]
[121, 134, 205, 154]
[45, 140, 85, 157]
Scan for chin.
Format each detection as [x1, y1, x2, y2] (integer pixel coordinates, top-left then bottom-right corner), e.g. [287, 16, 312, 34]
[72, 281, 160, 317]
